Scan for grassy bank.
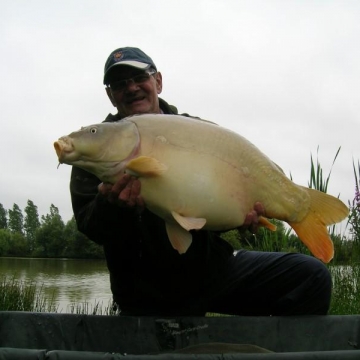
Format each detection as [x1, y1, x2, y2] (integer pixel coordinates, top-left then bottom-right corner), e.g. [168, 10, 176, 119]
[0, 276, 117, 315]
[1, 263, 359, 315]
[0, 277, 58, 313]
[329, 263, 360, 314]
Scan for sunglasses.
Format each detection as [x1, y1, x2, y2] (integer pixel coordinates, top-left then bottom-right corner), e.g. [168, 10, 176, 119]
[108, 70, 156, 93]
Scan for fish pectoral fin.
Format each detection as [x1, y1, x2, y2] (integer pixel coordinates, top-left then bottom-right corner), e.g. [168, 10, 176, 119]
[126, 156, 167, 177]
[259, 216, 277, 231]
[165, 222, 193, 254]
[171, 211, 207, 231]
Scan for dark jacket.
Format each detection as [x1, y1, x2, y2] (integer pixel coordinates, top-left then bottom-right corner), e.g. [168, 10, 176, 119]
[70, 98, 234, 315]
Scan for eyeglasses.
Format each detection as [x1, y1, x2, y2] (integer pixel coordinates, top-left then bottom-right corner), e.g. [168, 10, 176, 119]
[108, 70, 156, 93]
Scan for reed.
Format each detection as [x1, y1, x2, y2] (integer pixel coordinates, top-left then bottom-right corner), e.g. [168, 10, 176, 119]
[0, 277, 57, 312]
[66, 300, 119, 316]
[328, 263, 360, 314]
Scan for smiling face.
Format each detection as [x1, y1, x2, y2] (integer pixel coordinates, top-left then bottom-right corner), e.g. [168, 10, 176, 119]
[105, 65, 163, 117]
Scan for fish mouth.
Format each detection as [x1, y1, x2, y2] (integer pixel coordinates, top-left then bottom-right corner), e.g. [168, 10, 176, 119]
[53, 137, 73, 163]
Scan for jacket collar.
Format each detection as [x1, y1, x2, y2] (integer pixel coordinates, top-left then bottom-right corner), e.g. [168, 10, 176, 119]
[104, 98, 178, 123]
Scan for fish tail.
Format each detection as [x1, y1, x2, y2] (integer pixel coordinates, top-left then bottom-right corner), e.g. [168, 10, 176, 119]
[288, 188, 349, 263]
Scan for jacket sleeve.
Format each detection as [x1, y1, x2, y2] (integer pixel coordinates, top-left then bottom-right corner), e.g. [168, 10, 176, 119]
[70, 166, 131, 245]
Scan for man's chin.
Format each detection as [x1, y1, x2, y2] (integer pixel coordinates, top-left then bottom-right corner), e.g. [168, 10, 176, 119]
[126, 101, 149, 114]
[125, 105, 156, 116]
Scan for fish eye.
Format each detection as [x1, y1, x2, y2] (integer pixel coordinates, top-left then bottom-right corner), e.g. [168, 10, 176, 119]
[89, 127, 97, 134]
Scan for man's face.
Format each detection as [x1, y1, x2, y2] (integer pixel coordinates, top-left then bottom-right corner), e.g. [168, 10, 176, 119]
[105, 66, 163, 117]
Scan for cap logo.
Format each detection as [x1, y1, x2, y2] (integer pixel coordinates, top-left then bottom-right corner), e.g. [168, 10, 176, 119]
[113, 51, 123, 62]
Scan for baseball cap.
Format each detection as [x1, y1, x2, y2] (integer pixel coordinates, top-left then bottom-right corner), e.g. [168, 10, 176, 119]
[103, 47, 157, 84]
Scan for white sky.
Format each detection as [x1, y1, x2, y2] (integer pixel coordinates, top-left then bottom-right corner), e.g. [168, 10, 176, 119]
[1, 0, 359, 236]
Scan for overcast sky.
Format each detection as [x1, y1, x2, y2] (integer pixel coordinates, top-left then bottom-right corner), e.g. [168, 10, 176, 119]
[1, 0, 359, 235]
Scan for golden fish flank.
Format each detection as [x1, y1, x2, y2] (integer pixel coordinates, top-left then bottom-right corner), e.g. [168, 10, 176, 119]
[54, 114, 349, 263]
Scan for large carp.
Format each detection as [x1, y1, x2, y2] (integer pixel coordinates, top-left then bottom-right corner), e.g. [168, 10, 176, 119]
[54, 114, 349, 263]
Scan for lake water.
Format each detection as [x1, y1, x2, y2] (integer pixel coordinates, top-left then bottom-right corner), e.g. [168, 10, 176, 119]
[0, 257, 112, 313]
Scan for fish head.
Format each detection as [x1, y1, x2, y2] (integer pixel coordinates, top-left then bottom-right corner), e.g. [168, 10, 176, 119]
[54, 120, 140, 182]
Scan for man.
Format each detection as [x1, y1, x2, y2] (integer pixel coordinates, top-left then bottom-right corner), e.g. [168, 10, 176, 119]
[70, 47, 332, 316]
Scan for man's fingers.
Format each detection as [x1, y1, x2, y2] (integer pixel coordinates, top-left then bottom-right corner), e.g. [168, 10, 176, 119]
[98, 182, 113, 195]
[239, 203, 265, 234]
[112, 174, 132, 193]
[118, 177, 134, 201]
[98, 175, 143, 209]
[254, 202, 265, 217]
[131, 178, 141, 195]
[117, 177, 142, 207]
[242, 212, 254, 227]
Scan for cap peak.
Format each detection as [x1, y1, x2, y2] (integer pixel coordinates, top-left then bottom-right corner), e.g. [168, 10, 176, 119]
[103, 47, 157, 84]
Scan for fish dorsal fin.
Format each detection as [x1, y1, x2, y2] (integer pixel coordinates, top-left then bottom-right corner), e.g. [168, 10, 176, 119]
[259, 216, 277, 231]
[171, 211, 207, 231]
[165, 222, 193, 254]
[126, 156, 167, 177]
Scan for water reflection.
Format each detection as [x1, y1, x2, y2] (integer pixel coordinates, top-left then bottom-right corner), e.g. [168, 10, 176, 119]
[0, 257, 112, 312]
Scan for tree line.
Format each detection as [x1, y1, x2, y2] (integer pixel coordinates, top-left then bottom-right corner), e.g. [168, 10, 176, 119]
[1, 195, 358, 263]
[0, 201, 104, 259]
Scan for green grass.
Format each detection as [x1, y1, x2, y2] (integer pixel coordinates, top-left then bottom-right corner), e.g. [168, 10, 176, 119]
[0, 277, 57, 312]
[328, 263, 360, 314]
[66, 300, 119, 315]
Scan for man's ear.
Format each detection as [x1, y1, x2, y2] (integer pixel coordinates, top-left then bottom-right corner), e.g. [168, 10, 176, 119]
[105, 87, 116, 107]
[155, 72, 163, 94]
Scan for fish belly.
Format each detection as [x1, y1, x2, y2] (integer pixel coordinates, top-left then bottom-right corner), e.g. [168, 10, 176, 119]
[132, 115, 307, 229]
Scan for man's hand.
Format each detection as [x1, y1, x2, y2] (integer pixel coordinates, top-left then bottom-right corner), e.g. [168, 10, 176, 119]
[240, 202, 265, 234]
[98, 174, 145, 211]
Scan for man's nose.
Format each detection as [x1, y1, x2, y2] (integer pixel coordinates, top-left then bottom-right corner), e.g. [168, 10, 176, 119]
[125, 79, 140, 92]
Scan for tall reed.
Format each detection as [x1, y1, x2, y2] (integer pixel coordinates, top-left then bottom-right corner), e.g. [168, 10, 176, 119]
[347, 159, 360, 245]
[329, 264, 360, 314]
[0, 277, 57, 312]
[66, 300, 119, 316]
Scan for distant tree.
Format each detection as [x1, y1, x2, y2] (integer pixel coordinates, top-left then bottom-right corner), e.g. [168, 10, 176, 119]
[64, 216, 104, 259]
[63, 216, 77, 257]
[0, 229, 11, 255]
[24, 199, 40, 252]
[6, 232, 28, 256]
[0, 203, 7, 229]
[8, 203, 23, 235]
[35, 204, 65, 257]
